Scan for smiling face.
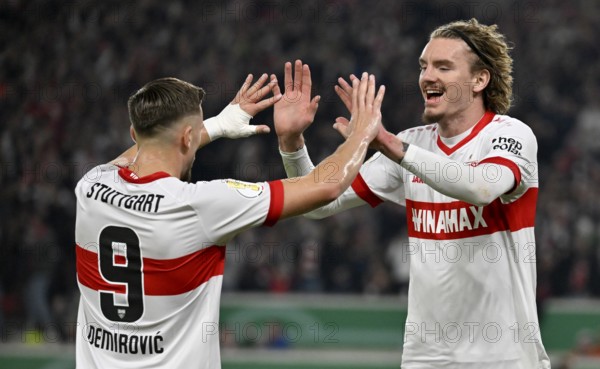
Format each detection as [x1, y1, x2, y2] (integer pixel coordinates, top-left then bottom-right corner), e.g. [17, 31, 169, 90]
[418, 37, 487, 125]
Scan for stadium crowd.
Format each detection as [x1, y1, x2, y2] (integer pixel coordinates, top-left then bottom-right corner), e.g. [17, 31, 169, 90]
[1, 0, 599, 341]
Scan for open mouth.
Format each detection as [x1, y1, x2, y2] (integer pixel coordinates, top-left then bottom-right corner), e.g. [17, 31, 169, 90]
[425, 89, 444, 102]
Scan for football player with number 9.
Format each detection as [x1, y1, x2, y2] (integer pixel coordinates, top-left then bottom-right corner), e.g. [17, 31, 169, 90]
[74, 68, 385, 368]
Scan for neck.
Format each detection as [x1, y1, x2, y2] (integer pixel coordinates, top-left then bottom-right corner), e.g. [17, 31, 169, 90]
[128, 143, 183, 179]
[437, 105, 486, 138]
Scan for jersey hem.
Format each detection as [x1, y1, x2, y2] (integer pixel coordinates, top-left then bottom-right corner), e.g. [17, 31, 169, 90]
[478, 156, 522, 193]
[118, 166, 172, 184]
[264, 180, 284, 226]
[351, 173, 383, 207]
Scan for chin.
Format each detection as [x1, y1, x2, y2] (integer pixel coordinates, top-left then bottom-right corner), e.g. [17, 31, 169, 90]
[422, 109, 444, 124]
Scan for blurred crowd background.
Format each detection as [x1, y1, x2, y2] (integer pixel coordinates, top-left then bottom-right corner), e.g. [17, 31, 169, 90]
[1, 0, 599, 345]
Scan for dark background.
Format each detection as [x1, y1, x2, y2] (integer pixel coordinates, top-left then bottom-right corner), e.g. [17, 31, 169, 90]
[1, 0, 599, 341]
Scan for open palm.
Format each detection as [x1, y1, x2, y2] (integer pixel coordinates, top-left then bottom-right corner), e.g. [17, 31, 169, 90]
[273, 60, 320, 139]
[334, 74, 389, 150]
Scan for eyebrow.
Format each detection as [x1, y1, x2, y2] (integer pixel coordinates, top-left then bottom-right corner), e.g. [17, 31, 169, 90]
[418, 58, 455, 67]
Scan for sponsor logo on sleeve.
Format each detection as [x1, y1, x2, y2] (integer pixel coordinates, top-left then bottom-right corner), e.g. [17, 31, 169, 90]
[226, 180, 264, 198]
[492, 137, 522, 155]
[412, 175, 425, 183]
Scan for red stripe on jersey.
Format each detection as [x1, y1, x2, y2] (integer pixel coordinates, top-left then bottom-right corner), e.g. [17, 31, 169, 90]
[478, 156, 522, 193]
[143, 246, 225, 295]
[264, 180, 284, 226]
[76, 245, 225, 296]
[351, 173, 383, 208]
[405, 187, 537, 240]
[437, 111, 495, 155]
[76, 244, 126, 294]
[117, 167, 171, 184]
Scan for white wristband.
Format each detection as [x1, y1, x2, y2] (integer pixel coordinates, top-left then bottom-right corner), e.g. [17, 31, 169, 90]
[279, 145, 315, 178]
[203, 104, 254, 141]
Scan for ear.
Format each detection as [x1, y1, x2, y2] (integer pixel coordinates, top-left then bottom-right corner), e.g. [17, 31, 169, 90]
[130, 125, 137, 144]
[473, 69, 490, 93]
[182, 125, 193, 152]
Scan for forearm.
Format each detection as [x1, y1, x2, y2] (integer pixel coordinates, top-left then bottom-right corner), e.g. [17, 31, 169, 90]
[302, 190, 365, 219]
[278, 134, 305, 153]
[279, 133, 371, 219]
[400, 145, 515, 206]
[374, 130, 409, 163]
[280, 144, 366, 218]
[306, 132, 372, 196]
[280, 145, 315, 177]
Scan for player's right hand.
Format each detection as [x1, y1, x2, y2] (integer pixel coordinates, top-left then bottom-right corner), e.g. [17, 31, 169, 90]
[344, 72, 385, 143]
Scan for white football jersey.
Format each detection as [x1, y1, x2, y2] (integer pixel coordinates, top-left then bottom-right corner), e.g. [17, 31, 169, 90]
[74, 164, 283, 369]
[355, 112, 551, 368]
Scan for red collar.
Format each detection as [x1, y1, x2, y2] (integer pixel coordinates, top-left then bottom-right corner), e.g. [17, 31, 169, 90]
[117, 166, 171, 184]
[436, 111, 496, 155]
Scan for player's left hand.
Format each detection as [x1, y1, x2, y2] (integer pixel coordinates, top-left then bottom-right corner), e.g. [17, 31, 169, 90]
[233, 73, 282, 118]
[203, 74, 282, 141]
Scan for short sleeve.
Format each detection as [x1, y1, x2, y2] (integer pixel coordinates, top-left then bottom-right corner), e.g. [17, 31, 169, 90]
[185, 179, 283, 244]
[479, 119, 538, 201]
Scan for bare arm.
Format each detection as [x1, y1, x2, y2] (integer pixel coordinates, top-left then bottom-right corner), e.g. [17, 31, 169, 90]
[279, 145, 369, 219]
[275, 72, 386, 219]
[274, 61, 379, 219]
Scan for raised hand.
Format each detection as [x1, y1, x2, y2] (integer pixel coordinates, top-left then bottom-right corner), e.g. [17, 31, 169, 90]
[334, 74, 389, 150]
[334, 74, 357, 116]
[273, 60, 320, 152]
[203, 73, 282, 141]
[276, 72, 385, 220]
[345, 73, 385, 143]
[233, 73, 281, 118]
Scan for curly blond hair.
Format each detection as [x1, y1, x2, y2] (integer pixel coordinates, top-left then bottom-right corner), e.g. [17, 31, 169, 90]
[430, 18, 513, 114]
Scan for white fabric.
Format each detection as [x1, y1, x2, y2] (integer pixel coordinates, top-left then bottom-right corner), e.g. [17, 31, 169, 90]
[203, 103, 254, 141]
[401, 144, 515, 206]
[74, 164, 277, 368]
[280, 145, 367, 219]
[279, 114, 550, 369]
[279, 145, 315, 177]
[438, 125, 473, 146]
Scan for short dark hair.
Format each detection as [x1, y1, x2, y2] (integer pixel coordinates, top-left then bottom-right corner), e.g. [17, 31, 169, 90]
[127, 77, 205, 137]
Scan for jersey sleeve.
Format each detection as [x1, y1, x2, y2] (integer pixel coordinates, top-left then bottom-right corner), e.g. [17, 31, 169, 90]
[278, 144, 390, 219]
[185, 179, 284, 245]
[478, 119, 538, 202]
[279, 141, 406, 217]
[358, 148, 406, 207]
[74, 164, 115, 200]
